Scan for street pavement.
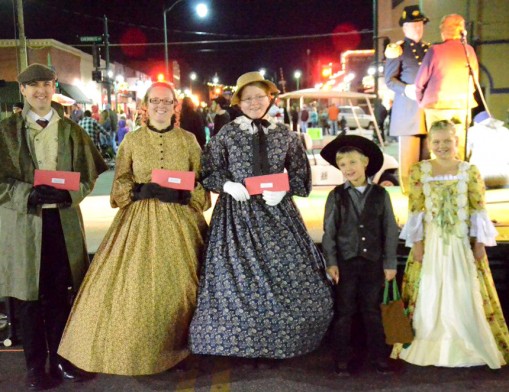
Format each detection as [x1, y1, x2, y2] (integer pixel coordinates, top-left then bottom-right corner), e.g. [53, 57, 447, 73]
[2, 343, 509, 391]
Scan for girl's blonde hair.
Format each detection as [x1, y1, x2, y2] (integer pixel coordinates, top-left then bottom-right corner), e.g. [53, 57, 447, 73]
[428, 119, 458, 136]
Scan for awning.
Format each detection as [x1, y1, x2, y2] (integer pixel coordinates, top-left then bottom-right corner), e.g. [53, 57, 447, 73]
[52, 93, 75, 106]
[59, 83, 92, 104]
[0, 81, 22, 105]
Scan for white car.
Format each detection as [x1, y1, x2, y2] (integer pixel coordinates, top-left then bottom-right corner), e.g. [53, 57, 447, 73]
[338, 106, 376, 130]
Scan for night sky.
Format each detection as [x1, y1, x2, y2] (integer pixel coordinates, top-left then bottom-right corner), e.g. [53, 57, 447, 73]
[1, 0, 374, 89]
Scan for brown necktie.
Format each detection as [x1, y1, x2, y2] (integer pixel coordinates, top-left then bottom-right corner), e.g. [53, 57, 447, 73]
[36, 119, 49, 128]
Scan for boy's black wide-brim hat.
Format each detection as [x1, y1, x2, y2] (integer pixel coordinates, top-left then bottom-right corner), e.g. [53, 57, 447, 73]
[320, 135, 384, 177]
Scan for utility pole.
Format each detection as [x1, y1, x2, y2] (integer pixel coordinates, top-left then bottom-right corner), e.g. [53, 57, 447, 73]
[104, 15, 112, 106]
[16, 0, 28, 72]
[373, 0, 379, 100]
[306, 49, 311, 89]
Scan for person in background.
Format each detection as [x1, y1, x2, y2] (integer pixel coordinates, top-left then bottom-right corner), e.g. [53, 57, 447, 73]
[190, 71, 332, 364]
[99, 110, 114, 157]
[290, 105, 299, 132]
[320, 107, 330, 135]
[268, 102, 284, 123]
[125, 112, 135, 135]
[393, 119, 509, 368]
[415, 13, 479, 161]
[339, 115, 348, 135]
[310, 105, 319, 128]
[299, 104, 309, 133]
[58, 82, 210, 376]
[211, 96, 230, 137]
[279, 101, 290, 126]
[79, 110, 107, 150]
[384, 5, 430, 193]
[179, 97, 206, 149]
[90, 104, 100, 122]
[105, 104, 118, 142]
[70, 104, 83, 123]
[0, 63, 108, 390]
[321, 135, 398, 376]
[12, 101, 24, 115]
[222, 88, 242, 122]
[116, 118, 129, 145]
[374, 100, 388, 144]
[327, 103, 339, 135]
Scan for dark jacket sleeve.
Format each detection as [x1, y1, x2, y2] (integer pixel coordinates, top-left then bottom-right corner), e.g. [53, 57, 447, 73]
[322, 189, 340, 267]
[384, 55, 406, 96]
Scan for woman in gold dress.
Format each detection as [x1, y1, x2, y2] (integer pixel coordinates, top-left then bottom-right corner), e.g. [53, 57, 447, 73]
[58, 82, 210, 375]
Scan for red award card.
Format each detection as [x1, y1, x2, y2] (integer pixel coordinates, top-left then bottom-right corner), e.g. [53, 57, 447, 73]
[151, 169, 196, 190]
[244, 173, 290, 196]
[34, 170, 81, 191]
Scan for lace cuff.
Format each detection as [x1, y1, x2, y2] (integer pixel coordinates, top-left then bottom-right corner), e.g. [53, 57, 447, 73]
[400, 212, 424, 247]
[470, 211, 498, 247]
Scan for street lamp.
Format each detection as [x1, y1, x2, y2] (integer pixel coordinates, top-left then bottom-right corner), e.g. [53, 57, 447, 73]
[294, 70, 302, 90]
[212, 74, 219, 84]
[190, 71, 197, 91]
[164, 1, 208, 79]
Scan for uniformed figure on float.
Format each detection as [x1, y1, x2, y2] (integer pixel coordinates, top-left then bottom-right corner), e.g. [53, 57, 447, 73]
[384, 5, 430, 193]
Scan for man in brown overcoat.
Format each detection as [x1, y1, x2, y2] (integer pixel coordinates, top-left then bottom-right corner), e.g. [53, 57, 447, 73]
[0, 64, 108, 390]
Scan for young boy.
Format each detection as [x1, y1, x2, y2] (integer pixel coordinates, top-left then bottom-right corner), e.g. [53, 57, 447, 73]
[320, 135, 399, 376]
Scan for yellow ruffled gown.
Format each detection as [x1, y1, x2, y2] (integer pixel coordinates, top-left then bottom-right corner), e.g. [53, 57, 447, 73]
[393, 161, 509, 368]
[58, 127, 210, 375]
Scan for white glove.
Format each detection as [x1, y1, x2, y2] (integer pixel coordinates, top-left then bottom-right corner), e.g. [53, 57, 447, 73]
[262, 190, 286, 206]
[223, 181, 250, 202]
[404, 84, 417, 100]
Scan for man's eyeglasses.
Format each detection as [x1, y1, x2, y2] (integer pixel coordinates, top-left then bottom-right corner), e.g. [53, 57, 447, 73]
[149, 98, 175, 105]
[240, 95, 268, 104]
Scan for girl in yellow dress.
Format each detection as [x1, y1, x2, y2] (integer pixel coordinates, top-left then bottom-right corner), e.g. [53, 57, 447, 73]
[58, 82, 210, 375]
[394, 119, 509, 368]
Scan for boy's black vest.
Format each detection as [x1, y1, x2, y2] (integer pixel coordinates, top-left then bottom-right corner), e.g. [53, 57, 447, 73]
[333, 184, 387, 262]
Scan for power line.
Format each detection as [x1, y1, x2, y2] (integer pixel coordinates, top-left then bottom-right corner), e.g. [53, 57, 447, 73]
[73, 29, 375, 48]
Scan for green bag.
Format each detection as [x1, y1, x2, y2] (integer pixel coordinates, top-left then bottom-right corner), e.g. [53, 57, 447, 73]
[307, 127, 323, 140]
[380, 280, 414, 345]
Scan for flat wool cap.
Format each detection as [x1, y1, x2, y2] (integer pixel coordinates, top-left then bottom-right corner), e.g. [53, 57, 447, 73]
[17, 63, 56, 84]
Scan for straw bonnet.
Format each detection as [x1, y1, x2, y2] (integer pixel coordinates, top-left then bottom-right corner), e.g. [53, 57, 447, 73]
[231, 71, 279, 105]
[320, 135, 384, 177]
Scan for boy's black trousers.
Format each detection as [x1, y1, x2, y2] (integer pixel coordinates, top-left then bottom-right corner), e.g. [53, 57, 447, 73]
[332, 256, 387, 362]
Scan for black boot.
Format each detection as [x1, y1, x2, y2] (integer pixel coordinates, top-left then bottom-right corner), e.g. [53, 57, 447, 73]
[49, 357, 92, 382]
[26, 367, 55, 391]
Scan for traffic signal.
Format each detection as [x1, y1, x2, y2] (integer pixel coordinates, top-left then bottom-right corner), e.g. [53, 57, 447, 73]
[92, 70, 102, 83]
[92, 45, 101, 68]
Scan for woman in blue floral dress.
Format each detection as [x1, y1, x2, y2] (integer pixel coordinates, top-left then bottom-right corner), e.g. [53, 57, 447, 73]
[189, 72, 333, 358]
